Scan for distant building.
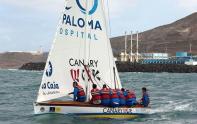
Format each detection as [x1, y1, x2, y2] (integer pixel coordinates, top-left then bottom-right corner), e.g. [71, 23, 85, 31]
[120, 52, 129, 62]
[6, 47, 43, 56]
[176, 52, 188, 57]
[7, 51, 24, 53]
[140, 52, 196, 64]
[141, 53, 169, 60]
[30, 46, 43, 55]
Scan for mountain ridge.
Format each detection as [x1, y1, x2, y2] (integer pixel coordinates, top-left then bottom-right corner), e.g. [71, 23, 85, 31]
[1, 13, 197, 69]
[111, 12, 197, 56]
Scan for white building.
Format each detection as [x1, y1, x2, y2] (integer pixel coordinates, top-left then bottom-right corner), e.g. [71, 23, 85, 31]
[120, 52, 129, 62]
[7, 47, 43, 55]
[141, 53, 169, 60]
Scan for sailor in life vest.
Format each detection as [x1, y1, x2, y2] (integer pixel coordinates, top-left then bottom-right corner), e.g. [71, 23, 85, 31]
[100, 84, 110, 106]
[68, 82, 86, 102]
[91, 84, 101, 105]
[117, 88, 126, 106]
[110, 89, 120, 107]
[139, 87, 150, 107]
[126, 89, 137, 106]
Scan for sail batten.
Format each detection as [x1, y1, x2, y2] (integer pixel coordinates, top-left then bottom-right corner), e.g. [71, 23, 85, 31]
[36, 0, 121, 103]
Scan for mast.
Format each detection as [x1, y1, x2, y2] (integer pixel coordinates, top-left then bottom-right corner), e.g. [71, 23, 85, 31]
[136, 31, 139, 62]
[84, 0, 91, 102]
[189, 43, 192, 53]
[130, 31, 133, 62]
[124, 31, 127, 61]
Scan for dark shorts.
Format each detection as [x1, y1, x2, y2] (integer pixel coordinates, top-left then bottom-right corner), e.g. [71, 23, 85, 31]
[77, 96, 86, 102]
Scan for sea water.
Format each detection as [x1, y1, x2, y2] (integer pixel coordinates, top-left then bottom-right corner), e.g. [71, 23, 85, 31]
[0, 69, 197, 124]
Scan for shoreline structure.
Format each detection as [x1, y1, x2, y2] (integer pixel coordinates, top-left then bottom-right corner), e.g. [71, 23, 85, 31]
[19, 62, 197, 73]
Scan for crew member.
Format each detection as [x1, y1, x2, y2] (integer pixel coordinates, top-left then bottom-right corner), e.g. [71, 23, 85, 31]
[126, 89, 137, 106]
[110, 89, 120, 107]
[117, 88, 126, 106]
[139, 87, 150, 107]
[91, 84, 101, 105]
[68, 82, 86, 102]
[100, 84, 110, 106]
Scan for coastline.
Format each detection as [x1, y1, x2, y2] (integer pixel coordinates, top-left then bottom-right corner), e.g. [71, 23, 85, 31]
[19, 62, 197, 73]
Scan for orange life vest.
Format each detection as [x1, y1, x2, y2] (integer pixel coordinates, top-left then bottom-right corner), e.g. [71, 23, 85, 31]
[77, 85, 85, 97]
[100, 88, 110, 99]
[126, 90, 136, 100]
[91, 88, 101, 101]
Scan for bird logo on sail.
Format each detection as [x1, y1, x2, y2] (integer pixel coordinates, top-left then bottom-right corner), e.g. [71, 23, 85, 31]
[46, 61, 53, 77]
[60, 0, 101, 41]
[76, 0, 98, 15]
[65, 6, 72, 10]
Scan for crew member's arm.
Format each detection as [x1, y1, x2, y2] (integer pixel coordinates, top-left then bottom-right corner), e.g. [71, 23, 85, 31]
[68, 92, 74, 95]
[137, 96, 143, 104]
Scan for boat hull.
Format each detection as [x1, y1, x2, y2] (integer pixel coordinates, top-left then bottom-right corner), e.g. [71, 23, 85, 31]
[34, 101, 151, 119]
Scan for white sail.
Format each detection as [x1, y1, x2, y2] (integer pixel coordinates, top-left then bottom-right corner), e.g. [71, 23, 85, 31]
[36, 0, 121, 103]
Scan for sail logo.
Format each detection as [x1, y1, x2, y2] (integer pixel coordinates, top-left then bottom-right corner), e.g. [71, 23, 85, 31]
[65, 6, 72, 10]
[60, 0, 101, 41]
[69, 58, 101, 83]
[42, 82, 59, 90]
[46, 61, 53, 77]
[70, 69, 80, 82]
[76, 0, 98, 15]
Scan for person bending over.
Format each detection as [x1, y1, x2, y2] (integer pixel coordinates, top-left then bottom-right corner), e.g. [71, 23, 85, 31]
[91, 84, 101, 105]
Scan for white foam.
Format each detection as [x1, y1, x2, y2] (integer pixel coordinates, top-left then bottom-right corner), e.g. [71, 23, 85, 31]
[8, 69, 18, 71]
[149, 101, 194, 114]
[174, 103, 191, 111]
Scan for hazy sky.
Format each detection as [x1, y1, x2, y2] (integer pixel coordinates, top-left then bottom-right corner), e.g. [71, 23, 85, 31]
[0, 0, 197, 52]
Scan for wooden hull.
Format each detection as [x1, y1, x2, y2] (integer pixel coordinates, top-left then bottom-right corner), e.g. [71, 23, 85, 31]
[34, 101, 151, 119]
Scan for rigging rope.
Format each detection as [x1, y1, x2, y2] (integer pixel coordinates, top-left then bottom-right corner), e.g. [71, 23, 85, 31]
[106, 0, 112, 36]
[82, 62, 111, 89]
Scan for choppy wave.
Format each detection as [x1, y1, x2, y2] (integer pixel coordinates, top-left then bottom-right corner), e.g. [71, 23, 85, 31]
[0, 70, 197, 124]
[150, 102, 195, 114]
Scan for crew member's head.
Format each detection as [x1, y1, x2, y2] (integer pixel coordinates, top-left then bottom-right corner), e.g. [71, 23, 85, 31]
[142, 87, 147, 93]
[103, 84, 107, 88]
[121, 88, 125, 92]
[73, 81, 78, 87]
[93, 84, 97, 89]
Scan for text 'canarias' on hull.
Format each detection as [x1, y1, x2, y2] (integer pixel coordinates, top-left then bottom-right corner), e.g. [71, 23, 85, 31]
[33, 0, 150, 119]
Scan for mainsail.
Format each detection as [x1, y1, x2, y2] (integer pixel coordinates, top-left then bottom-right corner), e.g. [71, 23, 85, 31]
[36, 0, 121, 102]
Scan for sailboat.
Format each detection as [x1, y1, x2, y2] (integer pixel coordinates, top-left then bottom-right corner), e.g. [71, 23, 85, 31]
[34, 0, 150, 119]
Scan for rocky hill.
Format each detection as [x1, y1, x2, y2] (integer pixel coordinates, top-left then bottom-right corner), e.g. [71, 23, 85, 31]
[111, 12, 197, 56]
[0, 52, 48, 69]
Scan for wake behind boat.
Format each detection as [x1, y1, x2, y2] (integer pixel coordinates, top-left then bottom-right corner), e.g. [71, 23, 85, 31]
[34, 0, 150, 119]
